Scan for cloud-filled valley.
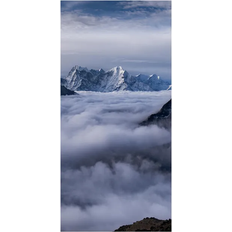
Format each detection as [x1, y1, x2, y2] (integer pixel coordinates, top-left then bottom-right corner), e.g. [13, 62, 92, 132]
[61, 91, 171, 230]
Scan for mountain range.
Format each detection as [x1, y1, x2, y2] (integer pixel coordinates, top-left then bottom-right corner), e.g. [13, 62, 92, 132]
[61, 65, 171, 92]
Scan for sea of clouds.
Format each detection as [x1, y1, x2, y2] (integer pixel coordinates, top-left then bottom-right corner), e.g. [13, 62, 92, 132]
[61, 91, 171, 231]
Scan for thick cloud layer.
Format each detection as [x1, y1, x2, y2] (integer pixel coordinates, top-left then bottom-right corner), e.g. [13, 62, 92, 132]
[61, 91, 171, 231]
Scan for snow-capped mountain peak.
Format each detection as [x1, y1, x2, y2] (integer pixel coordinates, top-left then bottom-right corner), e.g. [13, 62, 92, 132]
[109, 66, 124, 73]
[149, 74, 159, 79]
[73, 65, 88, 72]
[99, 68, 105, 72]
[114, 65, 123, 70]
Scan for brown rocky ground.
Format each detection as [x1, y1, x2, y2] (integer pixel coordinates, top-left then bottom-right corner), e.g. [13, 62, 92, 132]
[115, 217, 171, 231]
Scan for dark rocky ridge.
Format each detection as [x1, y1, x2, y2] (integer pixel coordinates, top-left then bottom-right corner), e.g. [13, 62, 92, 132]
[61, 85, 77, 96]
[140, 99, 171, 129]
[115, 217, 171, 231]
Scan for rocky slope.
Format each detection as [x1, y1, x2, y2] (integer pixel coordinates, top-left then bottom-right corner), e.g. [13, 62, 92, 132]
[61, 85, 77, 96]
[140, 99, 171, 129]
[61, 65, 171, 92]
[115, 217, 171, 231]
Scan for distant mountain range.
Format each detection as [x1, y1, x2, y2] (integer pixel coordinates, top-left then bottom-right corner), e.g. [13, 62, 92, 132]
[115, 217, 171, 231]
[61, 65, 171, 92]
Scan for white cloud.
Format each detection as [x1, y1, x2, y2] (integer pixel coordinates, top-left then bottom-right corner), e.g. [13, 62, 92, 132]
[61, 7, 171, 32]
[61, 91, 171, 230]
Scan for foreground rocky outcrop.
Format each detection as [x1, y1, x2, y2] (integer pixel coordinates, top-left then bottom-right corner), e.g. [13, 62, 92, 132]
[61, 85, 77, 96]
[140, 99, 171, 129]
[115, 217, 171, 231]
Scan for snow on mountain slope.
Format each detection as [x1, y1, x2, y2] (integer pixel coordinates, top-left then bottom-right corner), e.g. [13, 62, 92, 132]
[104, 66, 128, 91]
[62, 65, 171, 92]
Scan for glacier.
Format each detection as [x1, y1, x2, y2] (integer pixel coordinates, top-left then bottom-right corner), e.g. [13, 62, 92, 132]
[61, 65, 171, 92]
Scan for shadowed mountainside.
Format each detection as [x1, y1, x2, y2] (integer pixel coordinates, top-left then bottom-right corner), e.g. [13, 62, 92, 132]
[61, 85, 77, 96]
[140, 99, 171, 129]
[115, 217, 171, 231]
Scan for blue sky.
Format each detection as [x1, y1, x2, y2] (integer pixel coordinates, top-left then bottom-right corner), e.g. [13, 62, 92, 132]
[61, 1, 171, 80]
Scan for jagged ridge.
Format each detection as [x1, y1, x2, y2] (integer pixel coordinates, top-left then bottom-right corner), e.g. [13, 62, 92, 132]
[62, 65, 171, 92]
